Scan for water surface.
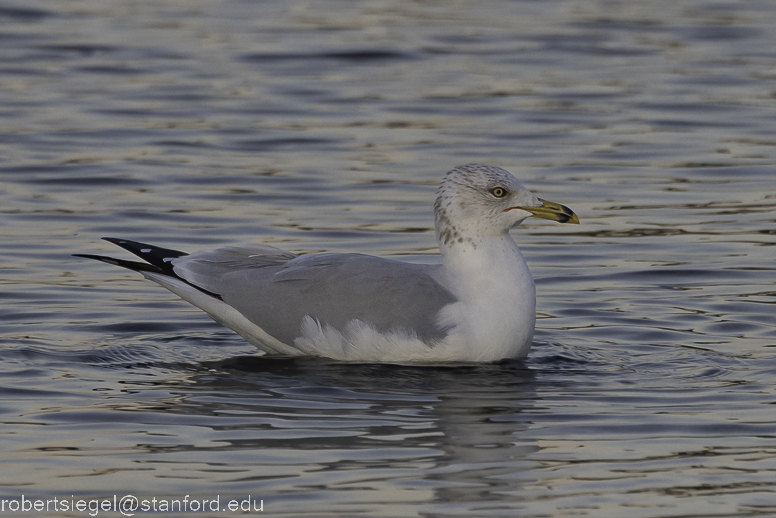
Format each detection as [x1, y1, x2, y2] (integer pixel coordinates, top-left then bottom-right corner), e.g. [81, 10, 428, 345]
[2, 0, 776, 516]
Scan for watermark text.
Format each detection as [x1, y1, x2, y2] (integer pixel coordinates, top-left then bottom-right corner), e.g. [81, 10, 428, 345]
[0, 495, 263, 516]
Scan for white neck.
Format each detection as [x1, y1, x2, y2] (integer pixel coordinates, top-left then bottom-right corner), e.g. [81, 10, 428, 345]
[440, 233, 527, 289]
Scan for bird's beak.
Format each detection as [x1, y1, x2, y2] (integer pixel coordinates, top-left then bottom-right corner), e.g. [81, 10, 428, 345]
[505, 198, 579, 224]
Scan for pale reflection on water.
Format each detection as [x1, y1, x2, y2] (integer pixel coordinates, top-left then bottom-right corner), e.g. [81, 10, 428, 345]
[2, 0, 776, 516]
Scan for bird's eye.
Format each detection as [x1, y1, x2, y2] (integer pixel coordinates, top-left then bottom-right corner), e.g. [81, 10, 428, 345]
[490, 187, 508, 198]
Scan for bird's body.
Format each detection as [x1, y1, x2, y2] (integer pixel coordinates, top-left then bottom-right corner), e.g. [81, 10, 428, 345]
[77, 164, 578, 363]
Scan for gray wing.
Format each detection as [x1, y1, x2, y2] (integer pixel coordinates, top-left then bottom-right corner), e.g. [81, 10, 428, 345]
[173, 249, 457, 346]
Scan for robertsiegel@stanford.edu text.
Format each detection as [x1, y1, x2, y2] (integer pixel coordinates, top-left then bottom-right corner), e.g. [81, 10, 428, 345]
[0, 495, 264, 516]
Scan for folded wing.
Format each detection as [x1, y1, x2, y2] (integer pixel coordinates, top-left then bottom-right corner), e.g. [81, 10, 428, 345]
[172, 249, 457, 346]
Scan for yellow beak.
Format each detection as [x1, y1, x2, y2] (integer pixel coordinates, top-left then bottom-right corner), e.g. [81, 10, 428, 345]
[505, 198, 579, 224]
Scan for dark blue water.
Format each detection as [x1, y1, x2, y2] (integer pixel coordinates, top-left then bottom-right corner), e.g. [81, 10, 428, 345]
[2, 0, 776, 516]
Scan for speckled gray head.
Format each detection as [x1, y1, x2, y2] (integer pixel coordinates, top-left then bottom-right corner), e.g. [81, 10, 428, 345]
[434, 164, 578, 247]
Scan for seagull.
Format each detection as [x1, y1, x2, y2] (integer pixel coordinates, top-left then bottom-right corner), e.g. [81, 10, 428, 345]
[76, 164, 578, 363]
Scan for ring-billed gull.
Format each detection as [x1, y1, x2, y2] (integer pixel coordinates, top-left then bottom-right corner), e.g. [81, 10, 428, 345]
[76, 164, 578, 363]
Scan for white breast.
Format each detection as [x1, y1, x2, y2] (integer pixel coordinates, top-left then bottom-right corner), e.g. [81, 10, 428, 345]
[434, 235, 536, 361]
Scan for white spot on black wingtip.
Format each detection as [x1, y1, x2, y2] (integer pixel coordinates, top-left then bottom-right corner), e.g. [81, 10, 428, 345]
[141, 248, 152, 253]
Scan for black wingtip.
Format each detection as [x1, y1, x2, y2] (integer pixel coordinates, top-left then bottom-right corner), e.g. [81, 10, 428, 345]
[76, 240, 223, 301]
[97, 238, 187, 273]
[102, 237, 187, 256]
[72, 253, 164, 274]
[74, 237, 186, 276]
